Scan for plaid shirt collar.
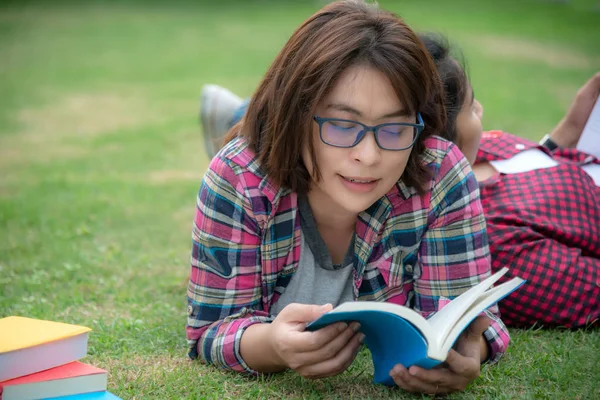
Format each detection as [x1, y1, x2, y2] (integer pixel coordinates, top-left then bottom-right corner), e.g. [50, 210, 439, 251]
[227, 136, 426, 286]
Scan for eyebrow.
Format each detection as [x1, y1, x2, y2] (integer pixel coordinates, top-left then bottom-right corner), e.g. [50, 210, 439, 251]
[325, 103, 411, 119]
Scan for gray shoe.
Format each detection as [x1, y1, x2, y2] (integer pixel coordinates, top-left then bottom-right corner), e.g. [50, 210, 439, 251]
[200, 84, 244, 159]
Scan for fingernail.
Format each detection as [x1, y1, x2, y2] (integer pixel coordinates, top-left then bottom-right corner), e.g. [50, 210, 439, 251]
[409, 368, 417, 376]
[350, 322, 361, 332]
[338, 322, 348, 332]
[358, 333, 366, 343]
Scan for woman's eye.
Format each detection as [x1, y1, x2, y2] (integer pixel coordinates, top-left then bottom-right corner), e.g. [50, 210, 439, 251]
[380, 125, 409, 136]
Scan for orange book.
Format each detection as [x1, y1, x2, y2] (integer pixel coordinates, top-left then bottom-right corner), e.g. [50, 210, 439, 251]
[0, 361, 107, 400]
[0, 317, 91, 382]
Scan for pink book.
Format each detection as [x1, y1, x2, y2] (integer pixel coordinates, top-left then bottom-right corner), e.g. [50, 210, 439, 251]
[0, 361, 107, 400]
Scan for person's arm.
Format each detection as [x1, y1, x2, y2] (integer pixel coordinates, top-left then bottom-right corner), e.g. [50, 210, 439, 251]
[390, 142, 508, 394]
[187, 151, 363, 376]
[186, 154, 270, 374]
[547, 72, 600, 149]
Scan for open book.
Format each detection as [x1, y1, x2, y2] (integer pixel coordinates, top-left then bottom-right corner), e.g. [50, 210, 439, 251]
[306, 267, 525, 386]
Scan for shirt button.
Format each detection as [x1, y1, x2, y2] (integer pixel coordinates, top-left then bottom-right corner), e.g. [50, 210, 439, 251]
[515, 144, 526, 150]
[405, 264, 413, 273]
[187, 305, 193, 316]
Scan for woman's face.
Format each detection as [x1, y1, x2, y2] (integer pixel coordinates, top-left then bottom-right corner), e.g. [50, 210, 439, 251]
[302, 64, 415, 215]
[455, 86, 484, 165]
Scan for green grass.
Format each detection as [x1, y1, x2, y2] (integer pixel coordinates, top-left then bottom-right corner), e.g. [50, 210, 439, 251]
[1, 0, 599, 398]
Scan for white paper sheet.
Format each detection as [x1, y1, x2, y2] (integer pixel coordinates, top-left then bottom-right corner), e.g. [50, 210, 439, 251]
[488, 148, 600, 187]
[577, 95, 600, 159]
[489, 149, 559, 174]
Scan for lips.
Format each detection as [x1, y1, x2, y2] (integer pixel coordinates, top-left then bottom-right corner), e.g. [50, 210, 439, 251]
[342, 176, 378, 183]
[339, 175, 380, 193]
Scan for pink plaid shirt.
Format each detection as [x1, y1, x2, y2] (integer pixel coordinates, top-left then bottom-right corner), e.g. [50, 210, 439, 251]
[187, 135, 510, 373]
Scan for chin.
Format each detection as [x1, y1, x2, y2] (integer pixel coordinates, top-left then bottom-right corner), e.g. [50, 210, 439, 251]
[334, 194, 380, 214]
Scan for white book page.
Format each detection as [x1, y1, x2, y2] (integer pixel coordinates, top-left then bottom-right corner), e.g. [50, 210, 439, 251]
[426, 268, 509, 348]
[440, 277, 525, 354]
[577, 95, 600, 159]
[489, 149, 558, 174]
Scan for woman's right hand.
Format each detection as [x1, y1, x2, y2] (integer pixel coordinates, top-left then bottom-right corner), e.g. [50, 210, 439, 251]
[268, 303, 364, 379]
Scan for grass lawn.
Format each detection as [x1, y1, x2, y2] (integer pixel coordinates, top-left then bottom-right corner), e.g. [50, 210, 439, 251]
[1, 0, 599, 398]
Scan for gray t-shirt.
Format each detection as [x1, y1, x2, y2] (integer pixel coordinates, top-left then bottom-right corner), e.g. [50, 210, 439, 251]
[270, 196, 355, 316]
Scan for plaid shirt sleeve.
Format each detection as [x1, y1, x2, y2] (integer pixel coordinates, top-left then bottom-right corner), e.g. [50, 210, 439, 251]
[415, 143, 510, 363]
[186, 155, 272, 374]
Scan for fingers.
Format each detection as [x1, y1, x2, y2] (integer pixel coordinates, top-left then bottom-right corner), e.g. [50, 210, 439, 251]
[390, 320, 486, 395]
[445, 349, 480, 378]
[468, 315, 491, 337]
[275, 302, 340, 352]
[285, 320, 351, 353]
[278, 303, 333, 324]
[390, 364, 472, 395]
[271, 303, 365, 375]
[453, 315, 489, 362]
[296, 330, 364, 378]
[390, 364, 459, 395]
[290, 322, 362, 367]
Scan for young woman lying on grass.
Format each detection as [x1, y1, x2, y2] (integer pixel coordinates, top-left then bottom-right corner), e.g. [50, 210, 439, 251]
[202, 34, 600, 329]
[187, 0, 510, 395]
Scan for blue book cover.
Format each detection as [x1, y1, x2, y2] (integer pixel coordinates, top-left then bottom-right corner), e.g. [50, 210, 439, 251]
[307, 267, 526, 386]
[43, 391, 122, 400]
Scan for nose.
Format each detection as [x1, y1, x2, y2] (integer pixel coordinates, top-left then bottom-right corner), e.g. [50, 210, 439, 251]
[349, 128, 382, 166]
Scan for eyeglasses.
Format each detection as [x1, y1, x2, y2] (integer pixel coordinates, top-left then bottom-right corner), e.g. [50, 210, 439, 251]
[313, 113, 424, 151]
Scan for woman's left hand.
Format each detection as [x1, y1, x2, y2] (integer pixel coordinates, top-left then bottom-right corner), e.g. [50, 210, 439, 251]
[389, 315, 490, 396]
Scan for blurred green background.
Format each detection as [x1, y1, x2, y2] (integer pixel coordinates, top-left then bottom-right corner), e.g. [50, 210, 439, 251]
[1, 1, 599, 399]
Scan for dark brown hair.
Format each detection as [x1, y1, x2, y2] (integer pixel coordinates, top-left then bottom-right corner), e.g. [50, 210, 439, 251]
[418, 32, 469, 143]
[225, 0, 445, 194]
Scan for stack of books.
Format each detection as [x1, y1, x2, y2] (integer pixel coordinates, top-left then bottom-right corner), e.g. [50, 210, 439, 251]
[0, 316, 121, 400]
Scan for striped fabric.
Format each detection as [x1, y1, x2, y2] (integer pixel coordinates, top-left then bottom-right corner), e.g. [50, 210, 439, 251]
[186, 135, 510, 373]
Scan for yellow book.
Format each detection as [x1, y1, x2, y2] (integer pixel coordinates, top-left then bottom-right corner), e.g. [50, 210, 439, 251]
[0, 316, 91, 382]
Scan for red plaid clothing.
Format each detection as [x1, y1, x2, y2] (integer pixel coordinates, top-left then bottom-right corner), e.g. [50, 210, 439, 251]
[476, 130, 600, 328]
